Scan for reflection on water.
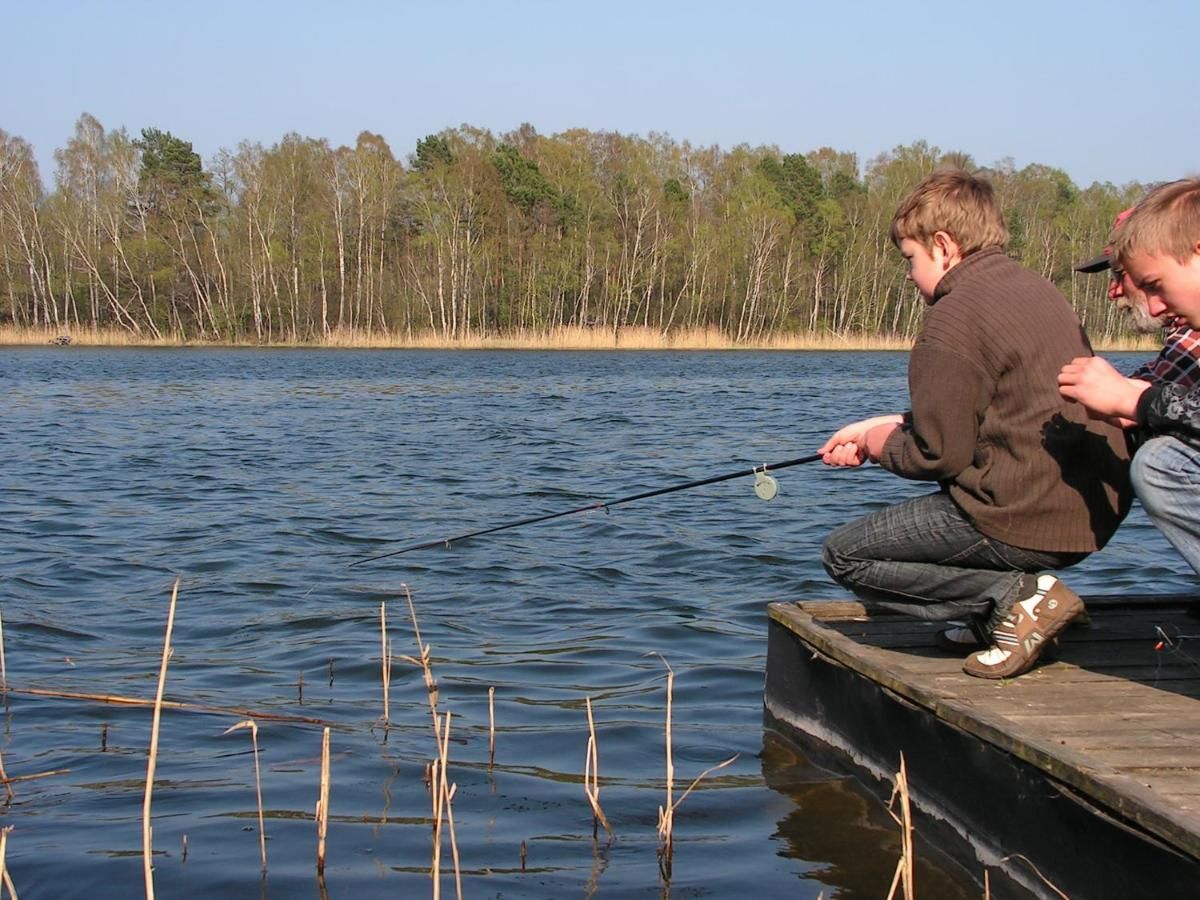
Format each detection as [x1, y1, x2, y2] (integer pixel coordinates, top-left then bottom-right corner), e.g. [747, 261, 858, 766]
[0, 347, 1185, 897]
[761, 732, 1009, 899]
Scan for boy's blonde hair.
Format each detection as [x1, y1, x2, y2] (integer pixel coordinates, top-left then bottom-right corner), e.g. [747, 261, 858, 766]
[1112, 178, 1200, 266]
[889, 169, 1008, 255]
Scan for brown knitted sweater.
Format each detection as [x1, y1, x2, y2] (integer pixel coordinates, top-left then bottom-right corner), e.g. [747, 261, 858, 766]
[879, 247, 1132, 552]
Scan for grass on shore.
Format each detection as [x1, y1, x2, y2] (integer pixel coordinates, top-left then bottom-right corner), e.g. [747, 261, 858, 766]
[0, 323, 1160, 353]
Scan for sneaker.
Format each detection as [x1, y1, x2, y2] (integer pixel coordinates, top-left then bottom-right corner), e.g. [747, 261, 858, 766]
[934, 619, 989, 652]
[962, 575, 1084, 679]
[937, 620, 1063, 659]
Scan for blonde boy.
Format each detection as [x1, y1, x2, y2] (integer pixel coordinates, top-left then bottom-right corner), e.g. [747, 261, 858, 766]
[821, 170, 1132, 679]
[1059, 178, 1200, 574]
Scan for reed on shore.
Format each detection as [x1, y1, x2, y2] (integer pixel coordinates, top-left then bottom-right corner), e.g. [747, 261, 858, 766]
[0, 323, 1162, 353]
[0, 582, 938, 897]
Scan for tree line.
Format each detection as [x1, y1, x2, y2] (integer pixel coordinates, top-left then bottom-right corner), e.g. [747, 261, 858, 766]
[0, 114, 1148, 344]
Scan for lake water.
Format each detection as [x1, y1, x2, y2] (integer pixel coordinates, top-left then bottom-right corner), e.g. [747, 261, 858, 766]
[1, 348, 1192, 898]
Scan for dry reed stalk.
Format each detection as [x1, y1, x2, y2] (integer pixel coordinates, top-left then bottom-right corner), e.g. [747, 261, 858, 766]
[379, 602, 391, 727]
[10, 687, 332, 725]
[885, 754, 915, 900]
[0, 324, 174, 348]
[430, 756, 443, 897]
[583, 698, 612, 837]
[142, 577, 179, 900]
[437, 711, 463, 900]
[395, 584, 459, 897]
[665, 756, 738, 815]
[656, 659, 676, 876]
[0, 323, 1157, 354]
[0, 825, 15, 900]
[399, 585, 438, 728]
[0, 768, 69, 787]
[0, 747, 12, 807]
[488, 686, 495, 765]
[652, 656, 736, 879]
[427, 713, 464, 900]
[1000, 853, 1069, 899]
[316, 726, 331, 873]
[223, 719, 267, 871]
[0, 607, 7, 697]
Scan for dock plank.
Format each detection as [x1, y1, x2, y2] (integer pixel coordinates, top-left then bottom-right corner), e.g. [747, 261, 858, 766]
[764, 594, 1200, 895]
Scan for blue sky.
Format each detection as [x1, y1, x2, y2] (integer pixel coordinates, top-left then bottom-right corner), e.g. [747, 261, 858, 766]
[3, 0, 1197, 189]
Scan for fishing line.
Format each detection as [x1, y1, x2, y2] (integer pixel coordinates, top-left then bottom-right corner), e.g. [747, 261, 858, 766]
[351, 452, 823, 565]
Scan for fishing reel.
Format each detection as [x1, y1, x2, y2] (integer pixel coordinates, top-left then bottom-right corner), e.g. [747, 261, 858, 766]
[753, 465, 778, 501]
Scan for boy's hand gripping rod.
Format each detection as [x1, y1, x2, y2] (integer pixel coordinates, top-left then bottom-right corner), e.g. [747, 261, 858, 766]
[351, 452, 822, 566]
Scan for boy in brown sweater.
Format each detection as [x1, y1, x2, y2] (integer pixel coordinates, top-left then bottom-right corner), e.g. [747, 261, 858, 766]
[820, 170, 1131, 679]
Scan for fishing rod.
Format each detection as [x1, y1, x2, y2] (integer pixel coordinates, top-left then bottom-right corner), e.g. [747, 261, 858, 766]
[351, 452, 823, 565]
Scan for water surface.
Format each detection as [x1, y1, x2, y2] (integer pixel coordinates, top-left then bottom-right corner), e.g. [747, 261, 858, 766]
[1, 348, 1188, 898]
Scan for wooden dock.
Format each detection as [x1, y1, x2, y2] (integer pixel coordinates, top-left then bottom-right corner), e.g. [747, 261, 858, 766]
[764, 595, 1200, 899]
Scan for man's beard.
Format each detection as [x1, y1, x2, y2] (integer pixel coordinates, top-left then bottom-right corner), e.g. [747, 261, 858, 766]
[1125, 303, 1168, 334]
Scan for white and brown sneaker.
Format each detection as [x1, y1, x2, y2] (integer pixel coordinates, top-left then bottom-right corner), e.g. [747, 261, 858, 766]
[963, 575, 1084, 679]
[934, 619, 990, 652]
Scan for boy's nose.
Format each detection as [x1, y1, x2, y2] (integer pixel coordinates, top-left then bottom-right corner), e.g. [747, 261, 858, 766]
[1147, 296, 1169, 317]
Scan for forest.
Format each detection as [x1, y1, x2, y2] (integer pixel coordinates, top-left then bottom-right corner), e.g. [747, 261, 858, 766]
[0, 114, 1148, 345]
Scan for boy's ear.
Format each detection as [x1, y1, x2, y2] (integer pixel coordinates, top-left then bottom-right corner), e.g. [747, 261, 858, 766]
[932, 231, 963, 267]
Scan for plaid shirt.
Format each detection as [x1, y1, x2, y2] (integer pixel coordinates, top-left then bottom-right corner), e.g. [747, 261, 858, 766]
[1130, 324, 1200, 389]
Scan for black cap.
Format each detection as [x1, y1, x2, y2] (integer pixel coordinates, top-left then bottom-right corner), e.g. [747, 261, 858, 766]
[1074, 252, 1111, 273]
[1074, 207, 1135, 274]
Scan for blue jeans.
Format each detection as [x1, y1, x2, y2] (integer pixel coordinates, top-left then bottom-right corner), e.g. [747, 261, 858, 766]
[1131, 436, 1200, 576]
[822, 491, 1087, 627]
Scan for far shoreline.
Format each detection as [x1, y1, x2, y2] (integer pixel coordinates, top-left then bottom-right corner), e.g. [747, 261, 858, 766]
[0, 324, 1159, 354]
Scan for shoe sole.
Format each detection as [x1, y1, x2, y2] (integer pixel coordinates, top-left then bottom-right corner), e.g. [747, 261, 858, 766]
[938, 633, 1063, 659]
